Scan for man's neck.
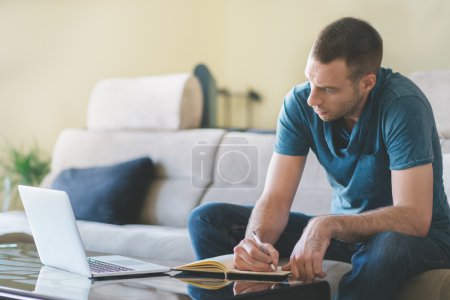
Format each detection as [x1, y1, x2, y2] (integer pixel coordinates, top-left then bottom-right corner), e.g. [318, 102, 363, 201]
[343, 94, 370, 132]
[343, 118, 357, 132]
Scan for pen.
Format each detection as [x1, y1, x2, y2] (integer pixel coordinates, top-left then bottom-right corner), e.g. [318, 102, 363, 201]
[251, 230, 276, 271]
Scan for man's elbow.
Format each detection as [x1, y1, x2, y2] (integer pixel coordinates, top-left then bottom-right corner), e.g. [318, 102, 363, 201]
[407, 198, 433, 237]
[414, 214, 432, 237]
[416, 226, 430, 238]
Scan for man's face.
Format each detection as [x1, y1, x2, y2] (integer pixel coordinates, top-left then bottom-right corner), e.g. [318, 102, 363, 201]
[304, 56, 365, 123]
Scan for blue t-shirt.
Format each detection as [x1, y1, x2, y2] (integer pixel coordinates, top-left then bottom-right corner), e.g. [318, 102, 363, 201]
[274, 67, 450, 250]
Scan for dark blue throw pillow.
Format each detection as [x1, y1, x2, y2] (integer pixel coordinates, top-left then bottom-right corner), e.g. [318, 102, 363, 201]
[51, 157, 154, 225]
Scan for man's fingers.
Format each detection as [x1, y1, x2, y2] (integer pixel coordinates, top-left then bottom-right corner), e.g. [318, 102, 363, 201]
[313, 259, 327, 278]
[284, 255, 326, 282]
[264, 243, 279, 268]
[234, 257, 255, 271]
[298, 258, 307, 282]
[281, 262, 291, 271]
[303, 261, 314, 283]
[245, 240, 274, 264]
[233, 241, 275, 272]
[233, 238, 281, 272]
[289, 257, 301, 279]
[233, 247, 259, 270]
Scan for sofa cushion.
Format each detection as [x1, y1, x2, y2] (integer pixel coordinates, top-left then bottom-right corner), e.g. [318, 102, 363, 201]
[409, 70, 450, 138]
[397, 269, 450, 300]
[0, 211, 196, 262]
[442, 138, 450, 154]
[51, 157, 154, 225]
[443, 153, 450, 205]
[87, 73, 203, 130]
[76, 221, 196, 262]
[0, 211, 32, 236]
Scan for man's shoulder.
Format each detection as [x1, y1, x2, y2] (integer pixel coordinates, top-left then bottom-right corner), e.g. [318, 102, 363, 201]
[279, 82, 310, 114]
[376, 68, 428, 105]
[283, 82, 312, 113]
[288, 81, 310, 101]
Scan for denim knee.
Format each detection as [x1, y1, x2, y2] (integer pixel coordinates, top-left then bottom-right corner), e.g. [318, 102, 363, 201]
[188, 202, 230, 230]
[369, 231, 412, 257]
[354, 231, 418, 271]
[188, 203, 251, 259]
[362, 232, 403, 256]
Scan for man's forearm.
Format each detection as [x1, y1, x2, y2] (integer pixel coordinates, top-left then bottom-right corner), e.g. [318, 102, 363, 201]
[321, 205, 431, 243]
[243, 153, 305, 245]
[245, 197, 291, 244]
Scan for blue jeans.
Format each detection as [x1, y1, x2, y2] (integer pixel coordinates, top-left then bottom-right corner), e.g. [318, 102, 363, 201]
[188, 202, 450, 300]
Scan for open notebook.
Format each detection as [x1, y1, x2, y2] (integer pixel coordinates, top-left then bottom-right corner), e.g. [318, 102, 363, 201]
[173, 254, 291, 278]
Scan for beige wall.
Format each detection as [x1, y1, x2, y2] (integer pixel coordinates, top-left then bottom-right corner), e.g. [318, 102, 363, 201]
[1, 0, 450, 153]
[220, 0, 450, 128]
[0, 0, 225, 153]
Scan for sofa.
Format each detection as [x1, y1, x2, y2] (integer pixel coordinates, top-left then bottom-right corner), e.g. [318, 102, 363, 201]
[0, 70, 449, 299]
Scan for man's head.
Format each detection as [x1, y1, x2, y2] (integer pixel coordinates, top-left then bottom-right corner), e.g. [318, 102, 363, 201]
[311, 17, 383, 81]
[305, 17, 382, 126]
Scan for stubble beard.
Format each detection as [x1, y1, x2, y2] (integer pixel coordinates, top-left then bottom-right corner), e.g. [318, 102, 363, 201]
[318, 85, 362, 122]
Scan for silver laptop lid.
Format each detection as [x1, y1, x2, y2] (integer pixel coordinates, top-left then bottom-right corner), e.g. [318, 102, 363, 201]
[18, 185, 92, 277]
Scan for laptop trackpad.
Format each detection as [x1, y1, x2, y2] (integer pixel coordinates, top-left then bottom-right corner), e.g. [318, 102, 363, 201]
[92, 255, 153, 268]
[112, 259, 148, 267]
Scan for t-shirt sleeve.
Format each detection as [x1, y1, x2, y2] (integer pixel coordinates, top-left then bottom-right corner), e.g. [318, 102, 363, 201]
[273, 88, 311, 156]
[383, 95, 434, 170]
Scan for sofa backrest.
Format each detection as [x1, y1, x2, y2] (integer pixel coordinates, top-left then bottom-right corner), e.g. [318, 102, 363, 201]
[200, 131, 333, 215]
[42, 128, 226, 227]
[409, 70, 450, 139]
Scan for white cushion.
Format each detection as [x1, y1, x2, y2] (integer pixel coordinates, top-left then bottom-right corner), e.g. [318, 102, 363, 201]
[443, 153, 450, 205]
[442, 138, 450, 154]
[409, 70, 450, 138]
[0, 212, 196, 262]
[87, 73, 203, 130]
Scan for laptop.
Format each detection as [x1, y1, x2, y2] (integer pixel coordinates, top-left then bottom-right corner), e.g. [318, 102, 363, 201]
[18, 185, 171, 278]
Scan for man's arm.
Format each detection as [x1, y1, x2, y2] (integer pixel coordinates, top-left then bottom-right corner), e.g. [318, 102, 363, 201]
[285, 163, 433, 282]
[233, 152, 307, 271]
[320, 162, 433, 241]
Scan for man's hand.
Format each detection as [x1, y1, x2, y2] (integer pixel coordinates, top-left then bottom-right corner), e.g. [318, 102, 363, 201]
[233, 281, 277, 295]
[282, 216, 330, 283]
[233, 238, 279, 272]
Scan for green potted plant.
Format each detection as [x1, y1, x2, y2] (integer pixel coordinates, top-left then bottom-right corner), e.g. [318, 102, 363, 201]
[0, 142, 51, 211]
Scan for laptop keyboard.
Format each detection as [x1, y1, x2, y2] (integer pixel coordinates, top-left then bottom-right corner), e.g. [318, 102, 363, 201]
[88, 258, 134, 273]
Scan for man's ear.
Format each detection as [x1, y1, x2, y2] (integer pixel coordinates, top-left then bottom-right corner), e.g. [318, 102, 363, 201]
[360, 73, 377, 93]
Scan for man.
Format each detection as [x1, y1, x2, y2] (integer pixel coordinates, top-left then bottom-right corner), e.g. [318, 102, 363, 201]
[188, 17, 450, 299]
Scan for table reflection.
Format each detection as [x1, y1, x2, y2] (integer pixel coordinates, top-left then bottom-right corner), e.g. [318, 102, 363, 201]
[177, 274, 329, 300]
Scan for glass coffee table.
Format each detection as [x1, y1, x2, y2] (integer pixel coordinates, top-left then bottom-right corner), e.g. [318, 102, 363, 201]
[0, 243, 329, 300]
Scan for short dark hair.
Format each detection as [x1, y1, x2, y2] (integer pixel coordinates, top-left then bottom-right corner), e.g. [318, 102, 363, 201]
[311, 17, 383, 81]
